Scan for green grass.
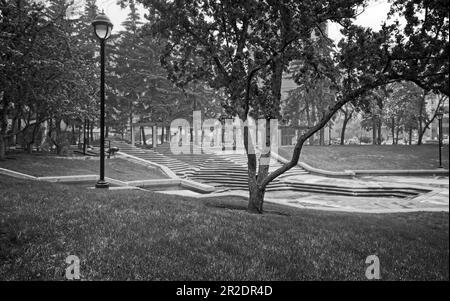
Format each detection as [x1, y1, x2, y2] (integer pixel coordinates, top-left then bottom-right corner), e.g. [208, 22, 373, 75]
[0, 175, 448, 280]
[279, 145, 449, 171]
[0, 153, 167, 181]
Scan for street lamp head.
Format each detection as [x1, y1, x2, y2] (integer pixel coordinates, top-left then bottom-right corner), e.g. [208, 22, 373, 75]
[92, 11, 113, 40]
[436, 107, 444, 120]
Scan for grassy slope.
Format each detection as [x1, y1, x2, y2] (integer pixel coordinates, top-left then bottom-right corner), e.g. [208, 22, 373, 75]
[279, 145, 449, 171]
[0, 175, 448, 280]
[0, 153, 167, 181]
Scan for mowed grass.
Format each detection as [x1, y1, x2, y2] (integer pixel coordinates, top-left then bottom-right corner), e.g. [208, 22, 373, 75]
[0, 153, 167, 181]
[279, 145, 449, 171]
[0, 175, 448, 280]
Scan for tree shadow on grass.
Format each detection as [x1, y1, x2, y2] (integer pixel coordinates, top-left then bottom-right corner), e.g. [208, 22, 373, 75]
[2, 156, 17, 160]
[204, 198, 291, 217]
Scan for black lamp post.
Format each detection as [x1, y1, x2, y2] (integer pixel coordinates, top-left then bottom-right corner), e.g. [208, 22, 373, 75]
[436, 107, 444, 169]
[92, 11, 113, 189]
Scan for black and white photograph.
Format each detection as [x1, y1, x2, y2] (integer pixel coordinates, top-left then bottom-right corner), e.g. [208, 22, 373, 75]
[0, 0, 449, 287]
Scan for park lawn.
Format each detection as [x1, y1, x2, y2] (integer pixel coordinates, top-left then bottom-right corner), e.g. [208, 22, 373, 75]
[0, 153, 167, 181]
[0, 175, 448, 280]
[279, 145, 449, 171]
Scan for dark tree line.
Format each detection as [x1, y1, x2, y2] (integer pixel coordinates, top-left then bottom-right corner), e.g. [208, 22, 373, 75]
[0, 0, 224, 159]
[0, 0, 100, 159]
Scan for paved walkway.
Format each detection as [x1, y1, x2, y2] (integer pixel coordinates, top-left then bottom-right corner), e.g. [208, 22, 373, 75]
[359, 175, 449, 188]
[282, 173, 448, 189]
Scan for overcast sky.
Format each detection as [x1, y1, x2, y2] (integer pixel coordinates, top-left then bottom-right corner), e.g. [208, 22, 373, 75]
[95, 0, 392, 42]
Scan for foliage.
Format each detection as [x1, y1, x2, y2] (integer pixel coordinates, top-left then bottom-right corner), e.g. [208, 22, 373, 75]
[383, 82, 422, 141]
[0, 0, 99, 157]
[359, 136, 372, 144]
[135, 0, 368, 212]
[110, 0, 223, 136]
[1, 0, 448, 212]
[126, 0, 449, 212]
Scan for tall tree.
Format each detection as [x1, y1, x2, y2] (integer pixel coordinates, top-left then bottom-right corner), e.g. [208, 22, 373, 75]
[111, 0, 182, 140]
[139, 0, 367, 213]
[129, 0, 448, 213]
[0, 0, 102, 158]
[417, 93, 448, 144]
[0, 0, 48, 159]
[339, 103, 355, 145]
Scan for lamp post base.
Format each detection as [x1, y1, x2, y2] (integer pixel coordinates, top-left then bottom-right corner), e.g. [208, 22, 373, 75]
[95, 180, 110, 189]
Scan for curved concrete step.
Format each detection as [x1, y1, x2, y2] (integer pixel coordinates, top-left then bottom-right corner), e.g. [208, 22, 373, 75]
[113, 140, 424, 199]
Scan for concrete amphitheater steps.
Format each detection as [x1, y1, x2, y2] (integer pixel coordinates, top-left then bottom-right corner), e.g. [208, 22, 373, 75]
[192, 170, 248, 176]
[273, 181, 426, 198]
[112, 142, 196, 177]
[112, 139, 422, 198]
[187, 174, 421, 197]
[152, 143, 309, 176]
[215, 153, 308, 178]
[115, 141, 312, 189]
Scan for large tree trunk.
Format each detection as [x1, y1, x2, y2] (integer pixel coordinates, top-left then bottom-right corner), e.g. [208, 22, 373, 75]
[221, 126, 226, 150]
[417, 124, 424, 145]
[152, 126, 155, 148]
[244, 120, 270, 214]
[0, 134, 5, 161]
[417, 94, 446, 145]
[23, 110, 37, 154]
[372, 120, 377, 145]
[340, 126, 346, 145]
[17, 119, 21, 146]
[408, 127, 413, 145]
[243, 117, 264, 213]
[55, 118, 63, 155]
[310, 103, 317, 145]
[248, 181, 265, 213]
[328, 124, 332, 145]
[26, 125, 37, 154]
[419, 121, 431, 145]
[246, 48, 284, 212]
[377, 121, 382, 144]
[11, 116, 17, 146]
[305, 101, 313, 145]
[319, 128, 325, 146]
[0, 96, 7, 160]
[246, 118, 272, 214]
[26, 126, 34, 154]
[391, 117, 395, 144]
[340, 115, 350, 145]
[90, 121, 94, 143]
[86, 120, 90, 145]
[72, 124, 77, 145]
[47, 117, 67, 155]
[83, 119, 87, 154]
[141, 126, 147, 145]
[417, 92, 426, 145]
[78, 125, 81, 145]
[129, 102, 133, 143]
[395, 127, 400, 144]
